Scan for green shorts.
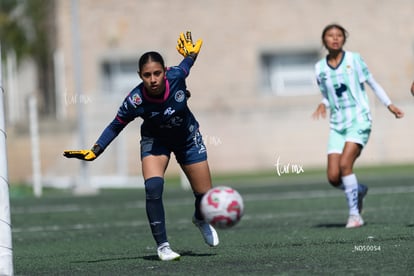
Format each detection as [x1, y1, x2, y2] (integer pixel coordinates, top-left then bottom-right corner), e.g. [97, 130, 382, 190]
[327, 121, 372, 154]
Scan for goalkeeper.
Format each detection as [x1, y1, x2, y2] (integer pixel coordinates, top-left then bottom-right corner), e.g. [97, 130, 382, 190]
[64, 32, 218, 261]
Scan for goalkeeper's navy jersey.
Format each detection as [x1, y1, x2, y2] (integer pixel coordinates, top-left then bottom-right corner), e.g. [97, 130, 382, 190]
[95, 57, 199, 150]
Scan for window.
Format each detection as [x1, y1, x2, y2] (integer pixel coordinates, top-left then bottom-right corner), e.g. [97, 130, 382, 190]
[101, 59, 138, 94]
[260, 50, 319, 96]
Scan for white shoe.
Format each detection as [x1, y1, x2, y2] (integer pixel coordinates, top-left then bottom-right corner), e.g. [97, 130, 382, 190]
[345, 214, 364, 228]
[192, 216, 219, 247]
[157, 242, 180, 261]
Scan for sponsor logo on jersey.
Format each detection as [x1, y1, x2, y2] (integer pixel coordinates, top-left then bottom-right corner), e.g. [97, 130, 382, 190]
[128, 93, 142, 107]
[358, 128, 371, 135]
[319, 72, 327, 81]
[150, 112, 160, 118]
[164, 107, 175, 116]
[175, 90, 185, 102]
[160, 116, 183, 128]
[334, 83, 348, 97]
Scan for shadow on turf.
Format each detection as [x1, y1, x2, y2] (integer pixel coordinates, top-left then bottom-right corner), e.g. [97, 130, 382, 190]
[313, 223, 346, 228]
[71, 256, 142, 264]
[143, 251, 216, 261]
[71, 251, 216, 263]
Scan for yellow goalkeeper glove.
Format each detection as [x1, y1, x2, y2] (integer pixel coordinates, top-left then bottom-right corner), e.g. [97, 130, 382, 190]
[63, 144, 102, 161]
[176, 31, 203, 57]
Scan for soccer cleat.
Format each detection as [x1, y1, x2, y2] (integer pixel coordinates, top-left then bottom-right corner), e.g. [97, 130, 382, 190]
[192, 216, 219, 247]
[157, 242, 180, 261]
[345, 214, 364, 228]
[358, 184, 368, 214]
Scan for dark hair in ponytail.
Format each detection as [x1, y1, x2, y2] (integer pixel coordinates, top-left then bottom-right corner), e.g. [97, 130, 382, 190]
[138, 51, 165, 72]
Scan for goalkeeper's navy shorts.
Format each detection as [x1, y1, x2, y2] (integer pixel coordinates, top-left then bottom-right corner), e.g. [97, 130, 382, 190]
[140, 129, 207, 165]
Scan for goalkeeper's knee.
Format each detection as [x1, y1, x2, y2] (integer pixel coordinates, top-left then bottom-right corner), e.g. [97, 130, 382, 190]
[145, 177, 164, 200]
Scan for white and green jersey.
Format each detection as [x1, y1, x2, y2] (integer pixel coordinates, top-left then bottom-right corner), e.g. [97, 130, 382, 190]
[315, 51, 391, 131]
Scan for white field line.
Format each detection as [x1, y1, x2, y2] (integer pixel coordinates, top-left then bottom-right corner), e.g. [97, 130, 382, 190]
[243, 185, 414, 201]
[12, 220, 148, 233]
[11, 185, 414, 215]
[11, 185, 414, 234]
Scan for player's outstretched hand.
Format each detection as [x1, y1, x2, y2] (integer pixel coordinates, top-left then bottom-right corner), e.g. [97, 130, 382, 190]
[312, 103, 327, 120]
[64, 144, 102, 161]
[387, 104, 404, 119]
[176, 31, 202, 58]
[63, 149, 97, 161]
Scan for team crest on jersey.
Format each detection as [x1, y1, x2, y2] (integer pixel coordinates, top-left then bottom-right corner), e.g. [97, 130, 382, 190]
[346, 65, 353, 75]
[128, 93, 142, 107]
[175, 90, 185, 102]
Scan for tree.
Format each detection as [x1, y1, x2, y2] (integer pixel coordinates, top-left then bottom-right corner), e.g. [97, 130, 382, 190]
[0, 0, 56, 116]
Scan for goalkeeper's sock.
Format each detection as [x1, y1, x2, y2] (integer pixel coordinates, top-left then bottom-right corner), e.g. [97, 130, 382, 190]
[193, 192, 205, 221]
[145, 177, 167, 245]
[342, 174, 359, 216]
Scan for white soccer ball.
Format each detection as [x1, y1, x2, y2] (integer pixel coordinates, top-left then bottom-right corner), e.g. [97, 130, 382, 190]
[201, 186, 244, 229]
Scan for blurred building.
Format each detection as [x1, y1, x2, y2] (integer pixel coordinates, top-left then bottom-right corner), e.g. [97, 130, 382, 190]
[4, 0, 414, 186]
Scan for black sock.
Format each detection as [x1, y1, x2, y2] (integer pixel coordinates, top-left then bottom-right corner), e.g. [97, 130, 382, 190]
[145, 177, 167, 246]
[193, 192, 204, 221]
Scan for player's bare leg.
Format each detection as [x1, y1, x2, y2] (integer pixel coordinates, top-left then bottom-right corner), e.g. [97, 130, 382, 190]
[327, 143, 367, 228]
[142, 154, 169, 179]
[327, 153, 342, 187]
[181, 160, 219, 247]
[181, 160, 212, 194]
[339, 142, 361, 176]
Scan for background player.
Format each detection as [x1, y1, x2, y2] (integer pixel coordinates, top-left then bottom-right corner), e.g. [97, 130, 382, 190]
[312, 23, 404, 228]
[63, 32, 219, 261]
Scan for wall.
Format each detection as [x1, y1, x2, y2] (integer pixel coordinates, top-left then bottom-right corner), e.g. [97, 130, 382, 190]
[6, 0, 414, 184]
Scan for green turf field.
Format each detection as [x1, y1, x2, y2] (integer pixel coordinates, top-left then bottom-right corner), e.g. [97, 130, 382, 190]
[10, 165, 414, 275]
